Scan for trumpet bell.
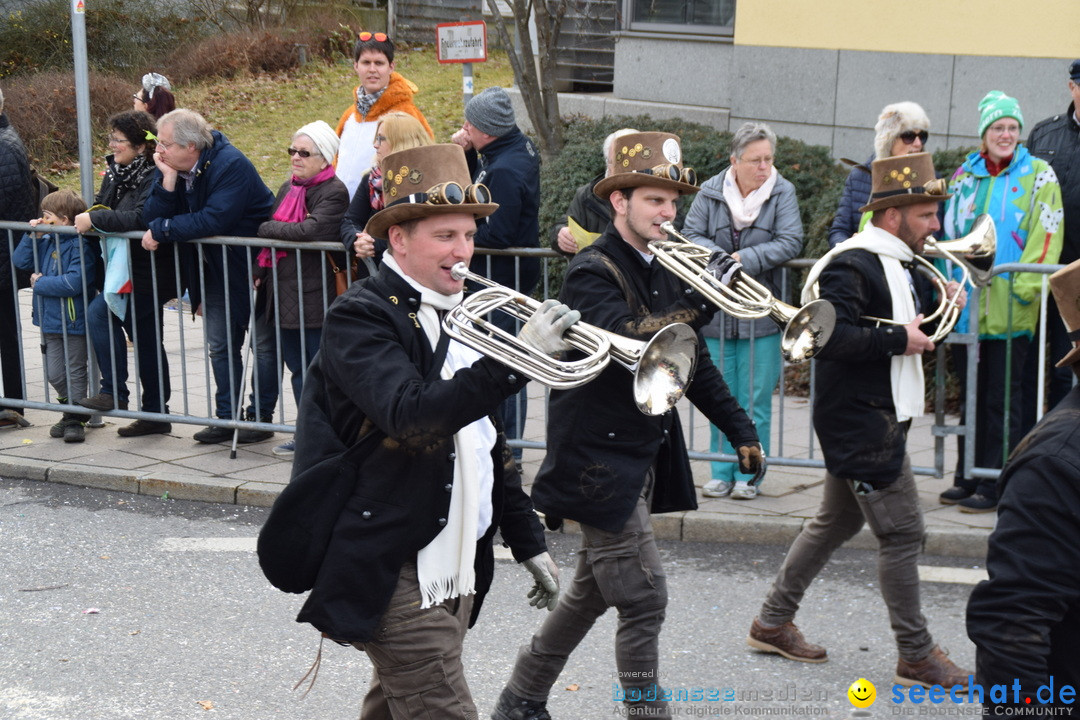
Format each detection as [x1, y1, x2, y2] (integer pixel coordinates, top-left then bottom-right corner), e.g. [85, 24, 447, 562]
[629, 323, 699, 416]
[776, 299, 836, 363]
[923, 214, 996, 287]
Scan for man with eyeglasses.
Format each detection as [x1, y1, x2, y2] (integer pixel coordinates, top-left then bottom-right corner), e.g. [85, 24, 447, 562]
[265, 143, 568, 719]
[451, 86, 542, 468]
[1021, 59, 1080, 423]
[491, 132, 761, 720]
[141, 108, 275, 444]
[335, 32, 433, 199]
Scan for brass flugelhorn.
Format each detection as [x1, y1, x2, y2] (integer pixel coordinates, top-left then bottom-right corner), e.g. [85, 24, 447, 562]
[859, 213, 996, 343]
[651, 223, 836, 363]
[445, 263, 699, 415]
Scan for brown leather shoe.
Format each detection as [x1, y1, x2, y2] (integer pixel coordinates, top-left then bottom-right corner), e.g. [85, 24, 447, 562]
[747, 618, 828, 663]
[894, 646, 972, 688]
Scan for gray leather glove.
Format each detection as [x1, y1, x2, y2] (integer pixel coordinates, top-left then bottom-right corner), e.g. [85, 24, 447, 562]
[522, 552, 560, 611]
[706, 251, 743, 287]
[518, 300, 580, 357]
[737, 442, 767, 486]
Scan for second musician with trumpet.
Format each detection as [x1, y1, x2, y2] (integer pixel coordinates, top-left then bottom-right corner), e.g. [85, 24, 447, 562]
[747, 152, 971, 689]
[492, 132, 762, 720]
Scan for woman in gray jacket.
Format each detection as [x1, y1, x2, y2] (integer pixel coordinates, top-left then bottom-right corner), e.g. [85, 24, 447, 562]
[681, 122, 804, 499]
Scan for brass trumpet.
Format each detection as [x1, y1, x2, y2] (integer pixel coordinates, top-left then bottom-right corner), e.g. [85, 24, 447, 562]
[859, 214, 996, 343]
[445, 263, 699, 415]
[651, 223, 836, 363]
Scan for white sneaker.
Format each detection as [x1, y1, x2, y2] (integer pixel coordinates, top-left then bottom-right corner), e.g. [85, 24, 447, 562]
[731, 481, 758, 500]
[702, 479, 734, 498]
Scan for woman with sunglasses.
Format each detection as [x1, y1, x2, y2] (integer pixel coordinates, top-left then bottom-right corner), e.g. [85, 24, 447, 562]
[681, 121, 804, 500]
[828, 102, 931, 248]
[339, 111, 432, 278]
[248, 120, 349, 458]
[132, 73, 175, 121]
[938, 91, 1064, 513]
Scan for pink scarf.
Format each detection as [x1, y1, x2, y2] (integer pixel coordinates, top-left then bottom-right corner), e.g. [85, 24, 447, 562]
[368, 165, 385, 212]
[258, 164, 337, 267]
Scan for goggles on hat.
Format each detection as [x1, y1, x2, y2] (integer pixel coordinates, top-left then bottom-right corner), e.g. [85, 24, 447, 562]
[392, 182, 492, 207]
[637, 164, 697, 186]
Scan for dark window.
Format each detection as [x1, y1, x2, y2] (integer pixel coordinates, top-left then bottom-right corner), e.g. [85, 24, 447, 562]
[629, 0, 734, 33]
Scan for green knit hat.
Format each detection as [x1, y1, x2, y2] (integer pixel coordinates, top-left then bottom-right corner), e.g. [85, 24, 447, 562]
[978, 91, 1023, 138]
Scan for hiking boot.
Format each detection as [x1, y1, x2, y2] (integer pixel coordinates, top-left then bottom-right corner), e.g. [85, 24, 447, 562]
[51, 411, 84, 439]
[939, 485, 975, 505]
[894, 646, 972, 689]
[958, 494, 997, 513]
[78, 393, 128, 412]
[193, 425, 234, 444]
[118, 419, 172, 437]
[50, 419, 67, 438]
[492, 688, 551, 720]
[747, 618, 828, 663]
[63, 420, 85, 443]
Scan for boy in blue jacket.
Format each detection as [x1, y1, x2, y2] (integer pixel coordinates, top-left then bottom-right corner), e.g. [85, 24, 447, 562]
[13, 190, 94, 442]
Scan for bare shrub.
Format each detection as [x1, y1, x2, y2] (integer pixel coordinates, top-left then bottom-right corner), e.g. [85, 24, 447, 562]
[165, 29, 304, 84]
[3, 70, 131, 168]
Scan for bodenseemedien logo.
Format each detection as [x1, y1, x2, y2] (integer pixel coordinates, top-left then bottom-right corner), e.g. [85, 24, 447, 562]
[848, 678, 876, 709]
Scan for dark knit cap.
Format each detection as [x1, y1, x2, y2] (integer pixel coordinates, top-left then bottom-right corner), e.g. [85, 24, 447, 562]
[464, 87, 516, 137]
[1071, 59, 1080, 82]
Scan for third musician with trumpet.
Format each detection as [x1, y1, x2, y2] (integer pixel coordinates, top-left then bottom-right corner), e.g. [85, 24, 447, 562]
[747, 152, 973, 689]
[492, 132, 762, 720]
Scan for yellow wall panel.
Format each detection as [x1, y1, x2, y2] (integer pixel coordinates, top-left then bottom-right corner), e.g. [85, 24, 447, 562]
[735, 0, 1080, 58]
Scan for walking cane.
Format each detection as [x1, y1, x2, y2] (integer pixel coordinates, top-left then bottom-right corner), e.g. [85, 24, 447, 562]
[229, 302, 257, 460]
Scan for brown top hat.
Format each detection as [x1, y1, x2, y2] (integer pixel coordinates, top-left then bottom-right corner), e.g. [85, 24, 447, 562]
[858, 153, 952, 213]
[1049, 258, 1080, 368]
[593, 132, 699, 199]
[365, 144, 499, 239]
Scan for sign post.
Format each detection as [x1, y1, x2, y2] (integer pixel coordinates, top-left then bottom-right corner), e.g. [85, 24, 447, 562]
[435, 21, 487, 106]
[71, 0, 93, 204]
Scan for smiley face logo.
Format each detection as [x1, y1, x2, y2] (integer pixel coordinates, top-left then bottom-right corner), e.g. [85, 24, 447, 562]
[847, 678, 876, 708]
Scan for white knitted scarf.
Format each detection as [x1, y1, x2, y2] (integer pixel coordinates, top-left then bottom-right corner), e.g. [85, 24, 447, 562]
[722, 166, 778, 231]
[802, 223, 925, 422]
[382, 254, 496, 607]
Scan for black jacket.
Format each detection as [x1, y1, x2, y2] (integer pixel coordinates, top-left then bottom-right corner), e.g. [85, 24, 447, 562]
[291, 266, 545, 642]
[811, 248, 934, 485]
[530, 225, 759, 533]
[550, 173, 611, 258]
[1027, 103, 1080, 264]
[339, 173, 387, 280]
[466, 126, 541, 293]
[89, 157, 177, 303]
[0, 114, 34, 224]
[966, 384, 1080, 712]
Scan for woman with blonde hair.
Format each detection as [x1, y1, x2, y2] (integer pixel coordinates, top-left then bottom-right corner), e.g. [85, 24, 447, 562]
[339, 111, 433, 276]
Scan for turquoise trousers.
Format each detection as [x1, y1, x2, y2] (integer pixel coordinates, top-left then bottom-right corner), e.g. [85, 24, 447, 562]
[705, 334, 781, 483]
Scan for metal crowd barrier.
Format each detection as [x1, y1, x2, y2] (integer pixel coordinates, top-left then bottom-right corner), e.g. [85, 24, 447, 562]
[0, 219, 1071, 481]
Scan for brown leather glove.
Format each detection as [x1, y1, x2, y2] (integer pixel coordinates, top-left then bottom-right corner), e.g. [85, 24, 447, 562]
[737, 442, 766, 486]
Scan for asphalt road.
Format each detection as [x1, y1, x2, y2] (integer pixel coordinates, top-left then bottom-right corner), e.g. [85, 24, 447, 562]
[0, 477, 985, 719]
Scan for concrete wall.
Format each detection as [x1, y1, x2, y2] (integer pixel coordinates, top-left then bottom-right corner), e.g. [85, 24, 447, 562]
[604, 37, 1072, 160]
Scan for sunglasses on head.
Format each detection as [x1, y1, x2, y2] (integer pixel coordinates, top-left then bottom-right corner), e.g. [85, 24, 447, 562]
[287, 147, 315, 158]
[899, 130, 929, 145]
[358, 31, 388, 42]
[636, 164, 697, 186]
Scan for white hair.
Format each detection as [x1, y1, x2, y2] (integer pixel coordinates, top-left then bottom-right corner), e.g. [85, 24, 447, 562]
[874, 101, 930, 160]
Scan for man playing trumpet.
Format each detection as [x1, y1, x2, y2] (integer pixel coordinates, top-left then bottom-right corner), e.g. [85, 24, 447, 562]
[747, 152, 971, 688]
[493, 132, 762, 720]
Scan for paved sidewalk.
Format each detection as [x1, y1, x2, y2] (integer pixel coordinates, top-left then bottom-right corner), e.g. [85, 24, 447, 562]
[0, 387, 995, 559]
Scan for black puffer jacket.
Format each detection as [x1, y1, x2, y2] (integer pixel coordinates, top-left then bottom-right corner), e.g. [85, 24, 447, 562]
[89, 156, 177, 303]
[0, 113, 34, 224]
[1027, 102, 1080, 264]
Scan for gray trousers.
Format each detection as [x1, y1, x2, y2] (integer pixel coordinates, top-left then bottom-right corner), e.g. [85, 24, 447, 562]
[44, 333, 88, 404]
[351, 562, 476, 720]
[506, 478, 671, 718]
[759, 456, 935, 662]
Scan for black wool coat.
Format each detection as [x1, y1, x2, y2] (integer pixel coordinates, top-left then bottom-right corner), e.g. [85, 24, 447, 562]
[810, 247, 935, 486]
[530, 225, 759, 533]
[286, 266, 546, 643]
[966, 383, 1080, 710]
